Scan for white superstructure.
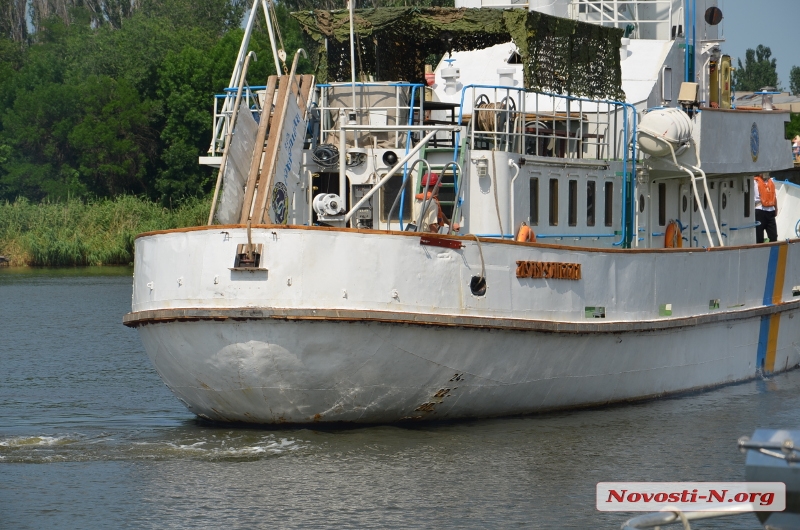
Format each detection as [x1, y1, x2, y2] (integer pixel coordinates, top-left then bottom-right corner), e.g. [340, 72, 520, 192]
[124, 0, 800, 424]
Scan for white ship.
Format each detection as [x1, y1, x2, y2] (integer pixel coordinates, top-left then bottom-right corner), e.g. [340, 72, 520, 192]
[124, 0, 800, 424]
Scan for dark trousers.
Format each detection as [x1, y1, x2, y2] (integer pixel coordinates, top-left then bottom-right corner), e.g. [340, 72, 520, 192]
[756, 209, 778, 243]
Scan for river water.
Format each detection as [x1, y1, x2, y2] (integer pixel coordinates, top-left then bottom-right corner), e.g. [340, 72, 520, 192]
[1, 268, 797, 529]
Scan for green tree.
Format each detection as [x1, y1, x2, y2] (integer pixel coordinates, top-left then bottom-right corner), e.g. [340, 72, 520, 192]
[733, 45, 779, 92]
[786, 113, 800, 141]
[790, 66, 800, 96]
[0, 0, 318, 204]
[68, 76, 159, 196]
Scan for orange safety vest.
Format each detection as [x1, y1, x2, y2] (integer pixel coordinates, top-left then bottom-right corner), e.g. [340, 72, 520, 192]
[755, 176, 777, 208]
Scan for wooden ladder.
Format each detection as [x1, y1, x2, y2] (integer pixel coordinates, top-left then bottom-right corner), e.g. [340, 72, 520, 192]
[240, 73, 314, 225]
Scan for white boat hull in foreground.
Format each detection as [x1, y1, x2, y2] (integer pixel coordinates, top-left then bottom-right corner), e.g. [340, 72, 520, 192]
[124, 226, 800, 424]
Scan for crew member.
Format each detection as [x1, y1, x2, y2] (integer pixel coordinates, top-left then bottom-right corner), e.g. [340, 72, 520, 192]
[416, 172, 457, 233]
[754, 173, 778, 243]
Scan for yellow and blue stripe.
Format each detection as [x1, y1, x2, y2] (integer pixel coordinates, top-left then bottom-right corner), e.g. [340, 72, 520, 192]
[756, 244, 788, 373]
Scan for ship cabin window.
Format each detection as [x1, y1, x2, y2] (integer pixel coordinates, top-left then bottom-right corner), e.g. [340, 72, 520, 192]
[744, 178, 751, 217]
[568, 179, 578, 226]
[703, 192, 708, 210]
[380, 173, 412, 222]
[529, 177, 539, 226]
[549, 178, 558, 226]
[658, 183, 666, 226]
[604, 182, 613, 227]
[586, 180, 596, 227]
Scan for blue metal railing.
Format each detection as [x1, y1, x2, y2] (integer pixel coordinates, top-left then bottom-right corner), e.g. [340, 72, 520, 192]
[315, 82, 424, 229]
[452, 84, 637, 247]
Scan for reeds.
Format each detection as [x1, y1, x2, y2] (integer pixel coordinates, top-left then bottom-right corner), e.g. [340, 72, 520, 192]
[0, 196, 210, 266]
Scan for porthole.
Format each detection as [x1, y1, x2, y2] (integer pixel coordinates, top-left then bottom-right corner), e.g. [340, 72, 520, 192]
[703, 193, 708, 210]
[722, 193, 727, 209]
[682, 195, 688, 212]
[639, 194, 645, 212]
[693, 197, 698, 212]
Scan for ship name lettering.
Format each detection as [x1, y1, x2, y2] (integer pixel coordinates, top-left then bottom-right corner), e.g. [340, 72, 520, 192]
[515, 261, 581, 280]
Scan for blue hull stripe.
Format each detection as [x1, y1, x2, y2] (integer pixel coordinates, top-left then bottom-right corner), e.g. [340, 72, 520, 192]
[762, 246, 779, 306]
[756, 246, 781, 370]
[756, 315, 771, 370]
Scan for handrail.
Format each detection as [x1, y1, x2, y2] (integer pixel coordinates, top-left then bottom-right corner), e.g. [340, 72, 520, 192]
[208, 51, 257, 225]
[415, 161, 446, 230]
[208, 0, 261, 155]
[386, 158, 430, 231]
[452, 84, 637, 247]
[398, 84, 420, 230]
[316, 82, 423, 88]
[317, 82, 424, 151]
[342, 126, 458, 224]
[413, 161, 464, 233]
[537, 233, 616, 238]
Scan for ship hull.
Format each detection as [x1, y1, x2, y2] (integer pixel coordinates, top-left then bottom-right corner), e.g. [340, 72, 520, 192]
[125, 226, 800, 424]
[134, 311, 799, 424]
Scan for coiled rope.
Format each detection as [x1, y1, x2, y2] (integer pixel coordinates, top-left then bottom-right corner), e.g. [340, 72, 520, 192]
[312, 144, 339, 167]
[474, 95, 516, 132]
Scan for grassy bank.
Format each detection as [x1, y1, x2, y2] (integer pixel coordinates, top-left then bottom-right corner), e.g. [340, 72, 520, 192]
[0, 196, 210, 266]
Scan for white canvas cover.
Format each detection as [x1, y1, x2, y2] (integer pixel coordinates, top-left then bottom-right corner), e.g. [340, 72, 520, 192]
[215, 101, 258, 224]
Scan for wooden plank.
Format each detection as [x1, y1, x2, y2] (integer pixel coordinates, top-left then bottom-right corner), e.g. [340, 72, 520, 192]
[299, 74, 315, 115]
[251, 77, 291, 224]
[240, 75, 278, 223]
[252, 74, 309, 224]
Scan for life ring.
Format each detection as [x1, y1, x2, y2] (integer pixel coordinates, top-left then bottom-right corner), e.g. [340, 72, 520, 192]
[665, 220, 682, 248]
[516, 223, 536, 243]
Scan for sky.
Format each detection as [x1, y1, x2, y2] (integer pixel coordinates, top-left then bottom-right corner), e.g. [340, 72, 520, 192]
[717, 0, 797, 90]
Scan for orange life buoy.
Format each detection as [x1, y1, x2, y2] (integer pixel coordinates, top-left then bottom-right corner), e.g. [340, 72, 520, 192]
[665, 220, 682, 248]
[516, 224, 536, 243]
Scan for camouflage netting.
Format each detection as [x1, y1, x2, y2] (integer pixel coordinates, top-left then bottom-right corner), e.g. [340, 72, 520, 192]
[291, 7, 624, 100]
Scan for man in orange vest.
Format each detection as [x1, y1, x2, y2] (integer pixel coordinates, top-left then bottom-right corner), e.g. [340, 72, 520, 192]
[754, 173, 778, 243]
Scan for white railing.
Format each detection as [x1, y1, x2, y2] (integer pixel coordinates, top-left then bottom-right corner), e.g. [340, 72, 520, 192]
[569, 0, 675, 39]
[316, 83, 423, 150]
[461, 85, 631, 162]
[210, 86, 267, 156]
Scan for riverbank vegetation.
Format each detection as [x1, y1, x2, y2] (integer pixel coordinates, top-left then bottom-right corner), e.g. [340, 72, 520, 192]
[0, 196, 209, 266]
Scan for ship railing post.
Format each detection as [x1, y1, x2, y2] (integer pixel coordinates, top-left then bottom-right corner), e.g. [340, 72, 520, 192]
[339, 110, 347, 207]
[208, 0, 261, 155]
[208, 51, 257, 226]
